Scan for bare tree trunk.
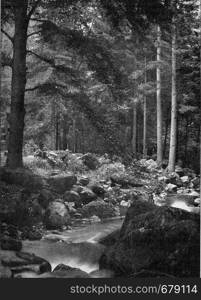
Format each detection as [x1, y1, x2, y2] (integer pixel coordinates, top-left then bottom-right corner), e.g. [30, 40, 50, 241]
[55, 113, 59, 150]
[184, 117, 189, 164]
[156, 25, 163, 165]
[163, 115, 169, 158]
[51, 98, 56, 150]
[62, 115, 68, 150]
[0, 0, 2, 166]
[6, 1, 29, 168]
[168, 21, 177, 172]
[143, 57, 147, 158]
[72, 119, 76, 153]
[132, 101, 137, 157]
[199, 0, 201, 206]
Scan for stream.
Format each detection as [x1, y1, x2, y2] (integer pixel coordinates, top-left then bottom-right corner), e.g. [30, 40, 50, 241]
[21, 194, 199, 278]
[22, 217, 124, 277]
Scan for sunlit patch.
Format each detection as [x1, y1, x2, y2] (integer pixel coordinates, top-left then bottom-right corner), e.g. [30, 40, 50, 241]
[171, 201, 192, 212]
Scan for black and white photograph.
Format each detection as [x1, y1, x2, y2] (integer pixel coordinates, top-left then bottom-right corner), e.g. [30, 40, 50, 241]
[0, 0, 200, 294]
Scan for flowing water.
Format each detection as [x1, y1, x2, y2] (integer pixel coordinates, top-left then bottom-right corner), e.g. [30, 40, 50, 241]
[22, 218, 124, 276]
[21, 194, 199, 277]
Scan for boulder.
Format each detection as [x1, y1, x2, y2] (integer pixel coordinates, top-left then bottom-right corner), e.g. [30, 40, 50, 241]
[90, 184, 106, 197]
[165, 183, 177, 193]
[194, 198, 200, 207]
[110, 174, 144, 188]
[81, 153, 100, 170]
[0, 251, 51, 275]
[78, 200, 117, 219]
[175, 166, 184, 177]
[47, 174, 77, 194]
[0, 236, 22, 251]
[79, 177, 90, 186]
[79, 187, 97, 205]
[38, 189, 54, 209]
[99, 200, 200, 277]
[44, 200, 71, 229]
[181, 176, 189, 184]
[0, 265, 12, 278]
[64, 191, 80, 204]
[191, 177, 200, 189]
[36, 264, 90, 278]
[0, 168, 47, 192]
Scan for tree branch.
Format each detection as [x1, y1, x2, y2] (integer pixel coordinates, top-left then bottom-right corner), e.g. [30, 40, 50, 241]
[27, 50, 55, 65]
[1, 29, 14, 44]
[27, 0, 42, 20]
[27, 30, 42, 38]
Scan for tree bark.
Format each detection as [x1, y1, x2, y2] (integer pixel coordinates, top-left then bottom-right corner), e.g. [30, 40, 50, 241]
[55, 113, 59, 150]
[143, 57, 147, 158]
[6, 0, 28, 169]
[168, 21, 177, 172]
[163, 115, 169, 158]
[62, 115, 68, 150]
[132, 101, 137, 157]
[0, 0, 2, 166]
[156, 25, 163, 165]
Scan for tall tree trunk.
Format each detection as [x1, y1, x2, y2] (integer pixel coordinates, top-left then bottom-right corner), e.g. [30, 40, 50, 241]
[6, 0, 28, 169]
[143, 57, 147, 158]
[0, 0, 2, 167]
[132, 101, 137, 157]
[72, 119, 76, 153]
[62, 115, 68, 150]
[168, 21, 177, 172]
[55, 113, 59, 150]
[184, 117, 189, 164]
[199, 0, 201, 207]
[163, 115, 169, 158]
[156, 25, 163, 165]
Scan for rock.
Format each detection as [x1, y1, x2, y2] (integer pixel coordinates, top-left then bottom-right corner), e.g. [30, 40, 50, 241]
[119, 200, 131, 216]
[175, 166, 184, 177]
[90, 184, 106, 197]
[188, 191, 200, 199]
[0, 251, 51, 275]
[21, 228, 42, 241]
[181, 176, 189, 184]
[99, 200, 200, 277]
[78, 200, 117, 219]
[38, 189, 54, 209]
[0, 236, 22, 251]
[165, 183, 177, 193]
[0, 168, 47, 192]
[47, 174, 77, 194]
[72, 185, 84, 194]
[36, 264, 90, 278]
[79, 187, 97, 205]
[191, 177, 200, 189]
[0, 265, 12, 278]
[89, 215, 101, 223]
[64, 191, 80, 204]
[79, 177, 90, 186]
[110, 175, 144, 188]
[44, 200, 71, 229]
[99, 229, 120, 247]
[81, 153, 100, 170]
[194, 198, 200, 206]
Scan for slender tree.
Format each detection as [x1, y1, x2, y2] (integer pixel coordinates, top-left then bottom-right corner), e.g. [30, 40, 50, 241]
[156, 25, 163, 165]
[132, 99, 137, 157]
[0, 0, 2, 166]
[168, 18, 177, 172]
[143, 57, 147, 158]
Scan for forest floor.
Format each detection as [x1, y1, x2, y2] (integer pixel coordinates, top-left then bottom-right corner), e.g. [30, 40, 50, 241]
[0, 151, 200, 278]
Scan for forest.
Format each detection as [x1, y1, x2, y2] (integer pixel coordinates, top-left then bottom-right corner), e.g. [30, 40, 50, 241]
[0, 0, 200, 279]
